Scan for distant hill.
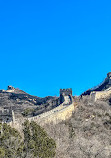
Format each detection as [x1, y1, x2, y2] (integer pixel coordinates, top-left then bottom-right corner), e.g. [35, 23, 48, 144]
[0, 86, 59, 118]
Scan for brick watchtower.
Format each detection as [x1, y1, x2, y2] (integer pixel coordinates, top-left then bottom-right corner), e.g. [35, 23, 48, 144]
[60, 88, 72, 104]
[107, 72, 111, 85]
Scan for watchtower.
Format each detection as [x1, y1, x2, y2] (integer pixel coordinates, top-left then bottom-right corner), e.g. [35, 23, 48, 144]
[60, 88, 72, 104]
[107, 72, 111, 85]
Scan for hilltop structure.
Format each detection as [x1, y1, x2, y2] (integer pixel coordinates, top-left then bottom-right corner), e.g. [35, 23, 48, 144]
[107, 72, 111, 86]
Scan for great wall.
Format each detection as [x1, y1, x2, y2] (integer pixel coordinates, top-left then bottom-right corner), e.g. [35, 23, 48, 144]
[89, 72, 111, 101]
[8, 88, 75, 131]
[1, 72, 111, 132]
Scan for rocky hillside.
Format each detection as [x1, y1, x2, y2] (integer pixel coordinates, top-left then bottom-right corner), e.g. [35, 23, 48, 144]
[0, 86, 59, 118]
[44, 96, 111, 158]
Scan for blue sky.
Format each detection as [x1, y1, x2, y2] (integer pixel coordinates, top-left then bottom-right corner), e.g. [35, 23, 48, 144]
[0, 0, 111, 97]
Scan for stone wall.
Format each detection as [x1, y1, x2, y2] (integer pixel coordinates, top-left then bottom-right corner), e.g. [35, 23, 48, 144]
[90, 88, 111, 101]
[28, 103, 74, 125]
[8, 101, 75, 133]
[8, 92, 75, 133]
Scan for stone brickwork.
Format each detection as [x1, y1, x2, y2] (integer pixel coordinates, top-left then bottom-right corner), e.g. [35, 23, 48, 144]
[28, 102, 74, 125]
[90, 87, 111, 101]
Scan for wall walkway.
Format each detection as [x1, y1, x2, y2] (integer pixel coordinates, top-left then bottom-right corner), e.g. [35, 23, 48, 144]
[8, 97, 75, 132]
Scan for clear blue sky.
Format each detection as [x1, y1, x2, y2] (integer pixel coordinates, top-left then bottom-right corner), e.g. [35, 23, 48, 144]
[0, 0, 111, 97]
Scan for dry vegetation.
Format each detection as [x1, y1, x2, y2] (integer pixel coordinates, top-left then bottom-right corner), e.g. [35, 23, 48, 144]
[0, 121, 56, 158]
[44, 96, 111, 158]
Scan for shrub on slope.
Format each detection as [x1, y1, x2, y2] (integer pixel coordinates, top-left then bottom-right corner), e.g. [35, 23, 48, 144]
[0, 121, 56, 158]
